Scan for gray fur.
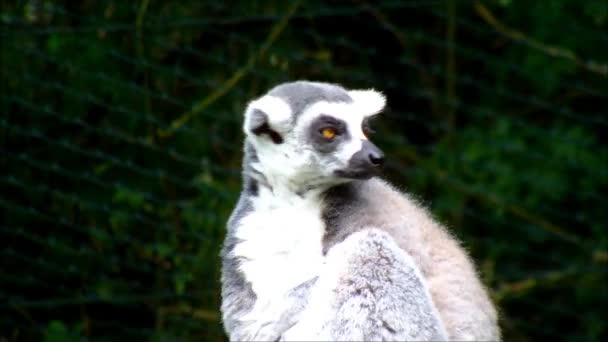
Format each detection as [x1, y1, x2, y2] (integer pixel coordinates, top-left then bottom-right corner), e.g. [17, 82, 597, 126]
[242, 142, 261, 196]
[220, 143, 259, 339]
[321, 180, 366, 254]
[220, 194, 256, 339]
[282, 229, 447, 341]
[321, 179, 408, 254]
[221, 81, 500, 341]
[322, 178, 500, 340]
[267, 81, 353, 121]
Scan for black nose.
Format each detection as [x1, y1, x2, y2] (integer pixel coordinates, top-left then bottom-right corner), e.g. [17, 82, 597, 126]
[369, 150, 385, 166]
[334, 140, 386, 179]
[361, 140, 384, 168]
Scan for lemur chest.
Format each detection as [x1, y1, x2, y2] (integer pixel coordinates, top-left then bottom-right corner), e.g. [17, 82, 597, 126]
[232, 188, 326, 300]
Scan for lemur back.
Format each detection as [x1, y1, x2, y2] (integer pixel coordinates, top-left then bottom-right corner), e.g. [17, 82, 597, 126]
[322, 178, 500, 340]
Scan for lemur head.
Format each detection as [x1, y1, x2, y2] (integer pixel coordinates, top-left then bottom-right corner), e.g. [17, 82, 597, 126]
[243, 81, 386, 193]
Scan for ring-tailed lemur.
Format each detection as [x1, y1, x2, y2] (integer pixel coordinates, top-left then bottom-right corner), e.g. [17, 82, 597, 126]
[221, 81, 500, 341]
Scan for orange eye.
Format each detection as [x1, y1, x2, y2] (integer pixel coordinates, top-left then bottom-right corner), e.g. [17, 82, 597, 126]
[321, 127, 337, 139]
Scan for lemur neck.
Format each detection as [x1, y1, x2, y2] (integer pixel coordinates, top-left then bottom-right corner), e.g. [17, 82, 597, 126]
[243, 141, 332, 198]
[245, 167, 328, 199]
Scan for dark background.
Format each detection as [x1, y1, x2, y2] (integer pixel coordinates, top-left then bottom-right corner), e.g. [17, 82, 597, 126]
[1, 0, 607, 340]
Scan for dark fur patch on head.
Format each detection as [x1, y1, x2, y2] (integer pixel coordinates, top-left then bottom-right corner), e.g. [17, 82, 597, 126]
[248, 109, 284, 144]
[251, 122, 284, 144]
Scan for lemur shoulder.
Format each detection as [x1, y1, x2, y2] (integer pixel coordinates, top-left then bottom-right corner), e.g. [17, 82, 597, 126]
[220, 81, 500, 341]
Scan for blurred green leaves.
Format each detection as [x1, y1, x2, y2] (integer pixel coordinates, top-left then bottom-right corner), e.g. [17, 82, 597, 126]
[43, 321, 82, 342]
[1, 0, 607, 341]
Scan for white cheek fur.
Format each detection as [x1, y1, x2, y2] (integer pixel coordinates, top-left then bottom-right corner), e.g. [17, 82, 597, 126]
[336, 138, 363, 164]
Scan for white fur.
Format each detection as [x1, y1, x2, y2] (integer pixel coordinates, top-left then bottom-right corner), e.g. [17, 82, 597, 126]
[336, 139, 363, 164]
[297, 100, 381, 133]
[232, 186, 325, 329]
[243, 95, 293, 134]
[249, 135, 320, 193]
[348, 89, 386, 116]
[282, 231, 363, 341]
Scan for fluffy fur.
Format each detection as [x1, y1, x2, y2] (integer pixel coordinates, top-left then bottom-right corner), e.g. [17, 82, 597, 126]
[220, 81, 500, 341]
[282, 229, 447, 341]
[321, 179, 500, 340]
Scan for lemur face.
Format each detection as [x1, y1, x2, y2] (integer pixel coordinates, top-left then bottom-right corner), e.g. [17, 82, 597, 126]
[308, 114, 384, 179]
[297, 99, 385, 180]
[243, 81, 386, 190]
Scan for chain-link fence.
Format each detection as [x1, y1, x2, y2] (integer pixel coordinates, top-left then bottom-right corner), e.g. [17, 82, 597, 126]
[1, 0, 607, 340]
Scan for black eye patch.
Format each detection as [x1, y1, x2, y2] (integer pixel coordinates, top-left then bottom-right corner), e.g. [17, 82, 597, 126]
[308, 115, 349, 153]
[362, 116, 377, 137]
[315, 115, 346, 132]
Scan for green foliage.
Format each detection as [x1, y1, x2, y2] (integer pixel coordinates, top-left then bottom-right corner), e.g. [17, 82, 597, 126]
[43, 321, 82, 342]
[1, 0, 606, 341]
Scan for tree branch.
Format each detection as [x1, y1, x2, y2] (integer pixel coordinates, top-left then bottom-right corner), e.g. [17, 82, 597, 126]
[473, 1, 607, 76]
[156, 0, 303, 139]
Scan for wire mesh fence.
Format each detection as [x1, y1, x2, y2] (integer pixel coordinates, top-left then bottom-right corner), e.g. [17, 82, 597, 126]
[1, 0, 607, 340]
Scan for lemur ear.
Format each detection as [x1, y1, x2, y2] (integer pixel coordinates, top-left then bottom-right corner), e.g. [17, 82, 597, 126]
[246, 109, 284, 144]
[348, 89, 386, 116]
[243, 95, 292, 144]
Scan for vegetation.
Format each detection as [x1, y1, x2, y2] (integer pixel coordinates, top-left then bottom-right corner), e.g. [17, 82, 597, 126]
[1, 0, 606, 340]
